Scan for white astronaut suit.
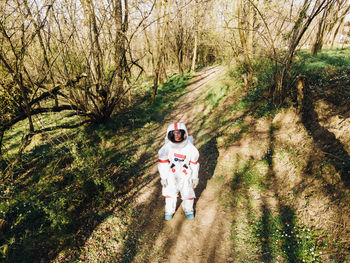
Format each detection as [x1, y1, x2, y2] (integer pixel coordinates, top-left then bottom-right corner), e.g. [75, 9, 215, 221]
[158, 123, 200, 220]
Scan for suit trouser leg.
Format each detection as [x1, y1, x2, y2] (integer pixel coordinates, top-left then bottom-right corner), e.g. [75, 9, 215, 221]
[165, 196, 177, 215]
[182, 198, 194, 215]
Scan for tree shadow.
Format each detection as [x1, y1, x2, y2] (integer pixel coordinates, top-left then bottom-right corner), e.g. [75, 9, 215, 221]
[258, 122, 277, 261]
[301, 89, 350, 188]
[279, 205, 299, 262]
[254, 204, 301, 263]
[255, 124, 304, 262]
[259, 205, 274, 262]
[116, 175, 164, 263]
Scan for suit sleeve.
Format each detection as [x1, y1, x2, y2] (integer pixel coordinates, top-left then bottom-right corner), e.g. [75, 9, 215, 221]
[158, 145, 170, 180]
[189, 147, 200, 179]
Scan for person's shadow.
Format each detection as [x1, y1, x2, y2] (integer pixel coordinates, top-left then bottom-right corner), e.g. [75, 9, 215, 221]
[194, 135, 219, 208]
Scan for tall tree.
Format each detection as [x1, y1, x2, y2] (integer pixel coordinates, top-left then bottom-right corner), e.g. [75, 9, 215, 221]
[273, 0, 335, 103]
[151, 0, 169, 102]
[312, 7, 331, 55]
[236, 0, 254, 81]
[329, 0, 350, 49]
[191, 0, 199, 72]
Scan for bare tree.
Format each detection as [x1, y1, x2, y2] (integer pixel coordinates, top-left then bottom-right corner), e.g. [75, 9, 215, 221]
[0, 0, 134, 169]
[273, 0, 335, 103]
[310, 0, 349, 54]
[329, 0, 350, 49]
[237, 0, 254, 83]
[48, 0, 130, 122]
[191, 0, 199, 72]
[190, 0, 213, 72]
[166, 0, 195, 76]
[151, 0, 169, 102]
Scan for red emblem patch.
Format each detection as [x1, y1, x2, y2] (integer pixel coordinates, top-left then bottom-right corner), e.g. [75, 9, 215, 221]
[174, 153, 186, 159]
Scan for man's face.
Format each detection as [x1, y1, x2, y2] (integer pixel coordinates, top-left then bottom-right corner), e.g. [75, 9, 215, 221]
[173, 130, 182, 141]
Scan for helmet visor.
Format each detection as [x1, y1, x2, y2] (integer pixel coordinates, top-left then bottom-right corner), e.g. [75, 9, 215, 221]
[168, 129, 186, 143]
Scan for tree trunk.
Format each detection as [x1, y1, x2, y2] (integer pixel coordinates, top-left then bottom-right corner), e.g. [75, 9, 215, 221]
[160, 56, 168, 83]
[0, 129, 4, 157]
[191, 0, 199, 72]
[152, 72, 159, 103]
[23, 0, 59, 107]
[331, 20, 343, 48]
[237, 0, 253, 82]
[191, 31, 198, 72]
[330, 3, 350, 49]
[114, 0, 126, 100]
[247, 1, 254, 56]
[151, 0, 168, 102]
[82, 0, 103, 92]
[152, 0, 162, 103]
[0, 129, 6, 171]
[274, 64, 287, 104]
[312, 7, 330, 55]
[18, 80, 35, 132]
[177, 49, 184, 76]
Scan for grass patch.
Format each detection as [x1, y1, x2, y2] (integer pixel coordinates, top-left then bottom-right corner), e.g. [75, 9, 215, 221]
[291, 47, 350, 101]
[118, 73, 193, 129]
[228, 57, 277, 117]
[205, 82, 230, 109]
[252, 206, 323, 263]
[226, 159, 324, 262]
[293, 48, 350, 79]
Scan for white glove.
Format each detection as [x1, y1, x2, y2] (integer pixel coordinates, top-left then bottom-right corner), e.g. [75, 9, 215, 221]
[161, 178, 168, 188]
[191, 178, 199, 188]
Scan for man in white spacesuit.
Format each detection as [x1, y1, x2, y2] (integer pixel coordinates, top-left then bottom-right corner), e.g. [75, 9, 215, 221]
[158, 123, 200, 220]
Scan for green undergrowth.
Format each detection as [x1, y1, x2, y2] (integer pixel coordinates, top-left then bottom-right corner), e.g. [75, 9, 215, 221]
[291, 47, 350, 101]
[118, 73, 192, 129]
[0, 73, 193, 262]
[293, 47, 350, 81]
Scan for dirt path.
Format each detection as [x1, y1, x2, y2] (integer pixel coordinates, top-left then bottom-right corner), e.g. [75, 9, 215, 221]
[128, 66, 235, 263]
[54, 64, 350, 262]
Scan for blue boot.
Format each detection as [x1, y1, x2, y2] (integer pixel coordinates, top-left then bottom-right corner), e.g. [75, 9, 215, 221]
[164, 214, 173, 220]
[185, 213, 194, 220]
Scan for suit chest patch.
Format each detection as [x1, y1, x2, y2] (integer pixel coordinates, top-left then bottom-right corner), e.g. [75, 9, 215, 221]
[174, 153, 186, 162]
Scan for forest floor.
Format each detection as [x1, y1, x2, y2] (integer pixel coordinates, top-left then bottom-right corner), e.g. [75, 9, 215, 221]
[52, 64, 350, 263]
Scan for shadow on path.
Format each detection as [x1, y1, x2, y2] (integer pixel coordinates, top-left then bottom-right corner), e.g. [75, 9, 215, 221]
[196, 136, 219, 201]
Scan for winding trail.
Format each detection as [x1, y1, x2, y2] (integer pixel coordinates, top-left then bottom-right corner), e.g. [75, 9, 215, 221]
[131, 66, 234, 262]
